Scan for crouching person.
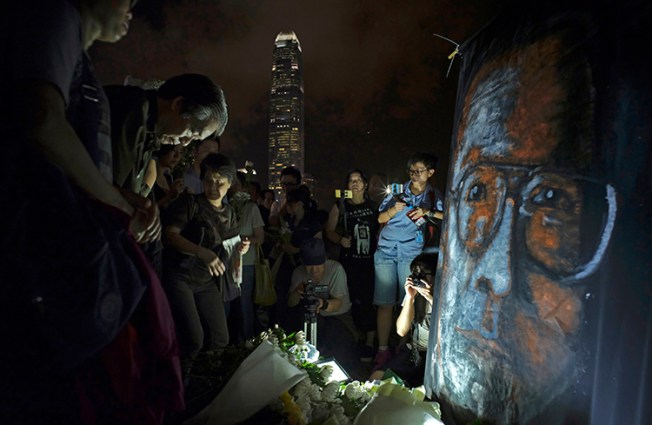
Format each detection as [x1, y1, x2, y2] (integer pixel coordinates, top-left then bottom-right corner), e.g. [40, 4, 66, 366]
[369, 253, 438, 387]
[288, 238, 357, 367]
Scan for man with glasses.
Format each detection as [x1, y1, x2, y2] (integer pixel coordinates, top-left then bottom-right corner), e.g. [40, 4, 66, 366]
[422, 7, 638, 423]
[372, 152, 444, 370]
[106, 73, 228, 198]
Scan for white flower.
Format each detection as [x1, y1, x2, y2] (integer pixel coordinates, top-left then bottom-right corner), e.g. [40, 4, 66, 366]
[320, 364, 334, 381]
[344, 381, 364, 400]
[321, 381, 341, 403]
[312, 401, 332, 421]
[295, 395, 312, 422]
[328, 404, 350, 425]
[294, 378, 322, 402]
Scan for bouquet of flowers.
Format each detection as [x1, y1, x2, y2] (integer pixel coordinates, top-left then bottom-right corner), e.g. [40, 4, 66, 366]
[181, 327, 444, 425]
[266, 328, 443, 425]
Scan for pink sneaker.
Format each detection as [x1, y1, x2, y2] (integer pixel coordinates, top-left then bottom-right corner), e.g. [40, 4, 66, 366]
[372, 349, 392, 371]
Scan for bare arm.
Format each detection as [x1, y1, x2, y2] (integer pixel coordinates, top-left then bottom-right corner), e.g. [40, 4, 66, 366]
[378, 201, 406, 224]
[396, 294, 416, 337]
[325, 203, 342, 243]
[318, 296, 343, 314]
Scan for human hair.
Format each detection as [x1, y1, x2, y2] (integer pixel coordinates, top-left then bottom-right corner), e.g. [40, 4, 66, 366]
[247, 181, 262, 195]
[157, 74, 228, 136]
[410, 253, 438, 275]
[286, 185, 316, 212]
[345, 168, 369, 187]
[407, 152, 438, 170]
[200, 153, 236, 183]
[235, 171, 246, 186]
[280, 166, 302, 184]
[410, 252, 439, 323]
[194, 135, 221, 152]
[155, 144, 177, 159]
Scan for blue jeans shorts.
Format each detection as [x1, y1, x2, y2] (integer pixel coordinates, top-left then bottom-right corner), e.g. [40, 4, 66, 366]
[373, 250, 413, 306]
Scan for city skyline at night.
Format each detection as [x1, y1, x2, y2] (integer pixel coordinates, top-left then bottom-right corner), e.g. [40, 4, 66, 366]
[267, 31, 304, 196]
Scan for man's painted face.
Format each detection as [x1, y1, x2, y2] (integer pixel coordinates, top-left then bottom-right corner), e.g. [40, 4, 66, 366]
[434, 35, 616, 423]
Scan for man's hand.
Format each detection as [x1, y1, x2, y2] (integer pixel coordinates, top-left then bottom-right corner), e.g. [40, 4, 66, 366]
[196, 247, 226, 276]
[122, 189, 161, 243]
[407, 207, 428, 221]
[238, 236, 251, 255]
[316, 298, 327, 314]
[340, 236, 352, 249]
[390, 201, 407, 216]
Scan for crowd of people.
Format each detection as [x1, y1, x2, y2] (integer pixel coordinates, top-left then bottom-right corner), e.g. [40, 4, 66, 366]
[0, 1, 446, 423]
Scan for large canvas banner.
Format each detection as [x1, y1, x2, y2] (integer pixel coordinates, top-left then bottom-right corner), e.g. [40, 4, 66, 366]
[424, 1, 651, 424]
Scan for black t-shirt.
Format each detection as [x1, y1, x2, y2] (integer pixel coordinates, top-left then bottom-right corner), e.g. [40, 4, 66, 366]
[163, 193, 238, 280]
[335, 199, 379, 261]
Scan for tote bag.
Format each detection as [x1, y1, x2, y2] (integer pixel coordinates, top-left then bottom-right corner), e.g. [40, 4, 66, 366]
[254, 245, 278, 306]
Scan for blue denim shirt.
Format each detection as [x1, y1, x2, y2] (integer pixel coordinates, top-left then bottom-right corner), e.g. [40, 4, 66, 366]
[376, 182, 443, 259]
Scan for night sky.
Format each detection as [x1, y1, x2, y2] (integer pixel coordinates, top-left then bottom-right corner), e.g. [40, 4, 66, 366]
[92, 0, 507, 205]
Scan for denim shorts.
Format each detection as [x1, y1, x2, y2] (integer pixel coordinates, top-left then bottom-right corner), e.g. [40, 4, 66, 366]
[373, 251, 413, 305]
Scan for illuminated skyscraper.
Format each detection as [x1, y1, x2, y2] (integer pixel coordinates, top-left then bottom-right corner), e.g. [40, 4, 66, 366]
[268, 31, 304, 195]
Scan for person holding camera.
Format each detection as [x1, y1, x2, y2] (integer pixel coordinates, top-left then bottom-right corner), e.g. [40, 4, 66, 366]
[287, 238, 357, 365]
[325, 169, 379, 362]
[369, 253, 438, 386]
[373, 152, 444, 370]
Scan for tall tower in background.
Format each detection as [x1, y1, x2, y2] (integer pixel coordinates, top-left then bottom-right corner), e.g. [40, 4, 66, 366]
[268, 31, 304, 196]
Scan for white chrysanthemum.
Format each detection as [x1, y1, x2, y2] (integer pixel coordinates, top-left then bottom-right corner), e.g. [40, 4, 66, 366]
[311, 401, 331, 422]
[320, 364, 334, 381]
[295, 395, 313, 421]
[322, 381, 341, 402]
[329, 404, 350, 425]
[344, 381, 364, 400]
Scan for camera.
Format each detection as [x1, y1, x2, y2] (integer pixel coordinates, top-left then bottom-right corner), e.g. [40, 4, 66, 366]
[305, 279, 329, 299]
[304, 279, 330, 315]
[409, 272, 429, 288]
[335, 189, 353, 199]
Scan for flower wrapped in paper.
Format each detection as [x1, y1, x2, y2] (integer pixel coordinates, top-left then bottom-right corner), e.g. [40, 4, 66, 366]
[353, 382, 443, 425]
[183, 340, 306, 425]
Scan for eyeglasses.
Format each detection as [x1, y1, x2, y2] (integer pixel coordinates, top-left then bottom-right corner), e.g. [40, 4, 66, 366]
[451, 163, 616, 281]
[408, 168, 429, 177]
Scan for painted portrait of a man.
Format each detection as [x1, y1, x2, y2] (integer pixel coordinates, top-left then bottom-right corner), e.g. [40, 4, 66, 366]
[425, 3, 651, 424]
